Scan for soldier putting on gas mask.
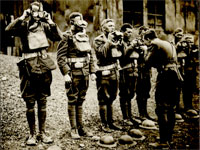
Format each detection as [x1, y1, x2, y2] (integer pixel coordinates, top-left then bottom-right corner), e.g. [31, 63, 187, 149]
[134, 26, 153, 121]
[57, 12, 96, 139]
[93, 19, 123, 132]
[5, 2, 62, 146]
[118, 23, 141, 126]
[175, 32, 199, 119]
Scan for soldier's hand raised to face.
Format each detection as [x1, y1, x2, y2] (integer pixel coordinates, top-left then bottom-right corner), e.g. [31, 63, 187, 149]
[19, 9, 31, 20]
[64, 74, 72, 83]
[44, 11, 54, 24]
[90, 73, 97, 81]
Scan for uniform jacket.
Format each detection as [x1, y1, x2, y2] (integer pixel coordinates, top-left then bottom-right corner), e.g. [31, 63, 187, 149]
[175, 40, 198, 70]
[93, 33, 120, 67]
[145, 38, 178, 70]
[57, 30, 96, 76]
[5, 18, 61, 53]
[5, 18, 62, 74]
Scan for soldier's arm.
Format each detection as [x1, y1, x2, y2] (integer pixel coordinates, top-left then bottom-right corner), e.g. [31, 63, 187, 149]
[43, 22, 63, 41]
[89, 48, 97, 74]
[57, 34, 70, 76]
[93, 37, 113, 58]
[144, 44, 158, 64]
[5, 18, 25, 36]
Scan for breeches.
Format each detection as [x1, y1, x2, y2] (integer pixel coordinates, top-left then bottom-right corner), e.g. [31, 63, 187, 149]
[96, 71, 118, 105]
[119, 69, 137, 101]
[155, 70, 179, 142]
[20, 71, 52, 99]
[67, 75, 89, 105]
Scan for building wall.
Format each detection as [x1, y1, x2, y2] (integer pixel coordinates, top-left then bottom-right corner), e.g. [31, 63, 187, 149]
[1, 0, 198, 54]
[165, 0, 198, 33]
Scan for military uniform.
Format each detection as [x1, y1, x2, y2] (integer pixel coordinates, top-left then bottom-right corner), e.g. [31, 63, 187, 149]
[57, 30, 95, 138]
[176, 38, 199, 112]
[5, 14, 61, 145]
[145, 36, 181, 145]
[93, 33, 122, 131]
[119, 39, 139, 125]
[135, 37, 151, 120]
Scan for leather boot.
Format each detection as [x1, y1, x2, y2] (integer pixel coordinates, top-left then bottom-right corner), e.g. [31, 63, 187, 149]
[68, 104, 80, 139]
[107, 104, 122, 130]
[76, 105, 93, 137]
[26, 109, 37, 146]
[120, 99, 128, 119]
[38, 108, 53, 144]
[99, 105, 113, 133]
[127, 101, 141, 125]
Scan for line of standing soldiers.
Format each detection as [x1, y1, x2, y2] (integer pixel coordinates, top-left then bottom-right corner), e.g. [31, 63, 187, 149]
[57, 13, 199, 148]
[5, 4, 198, 147]
[57, 14, 154, 139]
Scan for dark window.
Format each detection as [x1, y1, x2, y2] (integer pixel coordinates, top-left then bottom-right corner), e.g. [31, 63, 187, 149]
[147, 0, 165, 30]
[123, 0, 143, 27]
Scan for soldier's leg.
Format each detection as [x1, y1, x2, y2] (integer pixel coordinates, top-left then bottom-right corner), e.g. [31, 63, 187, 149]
[37, 97, 53, 144]
[126, 74, 141, 125]
[37, 71, 53, 143]
[107, 75, 122, 130]
[76, 76, 92, 137]
[136, 76, 146, 119]
[183, 71, 194, 110]
[167, 107, 176, 143]
[119, 70, 129, 120]
[96, 75, 112, 133]
[20, 71, 37, 145]
[25, 98, 37, 145]
[67, 76, 80, 139]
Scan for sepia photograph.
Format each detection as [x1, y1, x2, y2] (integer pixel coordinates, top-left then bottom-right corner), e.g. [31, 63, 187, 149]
[0, 0, 199, 149]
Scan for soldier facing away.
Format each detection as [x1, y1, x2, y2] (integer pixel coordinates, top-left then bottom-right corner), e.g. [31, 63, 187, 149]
[144, 29, 183, 148]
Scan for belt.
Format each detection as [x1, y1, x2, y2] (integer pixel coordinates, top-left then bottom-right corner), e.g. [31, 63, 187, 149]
[164, 64, 178, 68]
[22, 49, 46, 59]
[120, 63, 134, 70]
[65, 57, 88, 63]
[98, 63, 117, 71]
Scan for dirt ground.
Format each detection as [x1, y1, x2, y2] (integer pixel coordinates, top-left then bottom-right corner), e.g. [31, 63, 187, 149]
[0, 53, 199, 150]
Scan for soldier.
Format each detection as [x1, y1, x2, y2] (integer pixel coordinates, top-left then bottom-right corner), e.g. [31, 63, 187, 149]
[57, 12, 96, 139]
[135, 26, 152, 121]
[118, 23, 141, 126]
[93, 19, 122, 132]
[5, 2, 62, 145]
[176, 34, 199, 118]
[172, 28, 185, 121]
[144, 29, 182, 148]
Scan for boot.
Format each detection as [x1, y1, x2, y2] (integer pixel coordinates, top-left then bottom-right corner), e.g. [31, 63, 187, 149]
[38, 108, 53, 144]
[137, 97, 151, 121]
[76, 105, 93, 137]
[127, 102, 141, 125]
[122, 102, 133, 126]
[99, 105, 113, 133]
[26, 109, 37, 146]
[107, 104, 122, 130]
[120, 99, 128, 119]
[68, 104, 80, 139]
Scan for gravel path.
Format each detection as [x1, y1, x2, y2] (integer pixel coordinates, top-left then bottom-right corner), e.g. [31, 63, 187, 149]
[0, 53, 199, 150]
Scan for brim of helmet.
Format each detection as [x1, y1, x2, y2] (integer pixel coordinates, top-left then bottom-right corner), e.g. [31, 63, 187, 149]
[118, 141, 137, 146]
[132, 135, 146, 141]
[97, 141, 117, 148]
[187, 115, 199, 119]
[176, 119, 184, 122]
[139, 125, 159, 130]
